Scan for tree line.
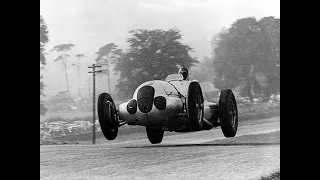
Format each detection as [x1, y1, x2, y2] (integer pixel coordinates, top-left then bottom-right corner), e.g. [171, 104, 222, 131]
[40, 15, 280, 115]
[212, 16, 280, 102]
[40, 15, 48, 115]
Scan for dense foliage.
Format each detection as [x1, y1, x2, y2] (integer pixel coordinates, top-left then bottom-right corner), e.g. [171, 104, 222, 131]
[114, 28, 198, 98]
[212, 16, 280, 102]
[51, 43, 75, 96]
[40, 15, 49, 115]
[95, 43, 122, 94]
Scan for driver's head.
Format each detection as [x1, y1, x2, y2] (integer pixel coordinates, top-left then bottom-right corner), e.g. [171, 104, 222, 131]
[178, 67, 188, 80]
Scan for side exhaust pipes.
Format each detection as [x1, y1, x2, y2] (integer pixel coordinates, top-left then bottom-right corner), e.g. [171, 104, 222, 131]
[202, 118, 213, 127]
[202, 118, 214, 130]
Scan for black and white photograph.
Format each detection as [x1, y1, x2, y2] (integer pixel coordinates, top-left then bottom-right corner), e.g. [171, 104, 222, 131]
[40, 0, 280, 179]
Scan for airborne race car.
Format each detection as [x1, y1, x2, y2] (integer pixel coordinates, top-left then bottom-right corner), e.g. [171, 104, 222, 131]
[98, 73, 238, 144]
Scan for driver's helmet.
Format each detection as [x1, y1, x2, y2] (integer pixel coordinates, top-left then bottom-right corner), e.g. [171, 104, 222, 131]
[178, 67, 188, 80]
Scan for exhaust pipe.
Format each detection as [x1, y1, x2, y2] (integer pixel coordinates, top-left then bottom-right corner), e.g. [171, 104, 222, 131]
[202, 118, 214, 130]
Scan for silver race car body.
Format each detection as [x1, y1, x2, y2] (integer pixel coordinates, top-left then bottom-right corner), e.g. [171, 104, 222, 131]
[98, 73, 238, 144]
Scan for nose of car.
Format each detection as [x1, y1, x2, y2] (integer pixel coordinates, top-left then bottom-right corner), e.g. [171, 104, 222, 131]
[137, 85, 155, 113]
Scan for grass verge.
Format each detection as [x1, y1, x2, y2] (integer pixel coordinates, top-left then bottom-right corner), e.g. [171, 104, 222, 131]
[42, 110, 279, 145]
[259, 171, 280, 180]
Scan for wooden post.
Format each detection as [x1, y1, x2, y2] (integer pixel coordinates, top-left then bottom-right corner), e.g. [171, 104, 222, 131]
[88, 64, 101, 144]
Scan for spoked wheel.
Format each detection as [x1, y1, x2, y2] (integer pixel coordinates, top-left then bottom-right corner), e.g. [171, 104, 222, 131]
[97, 93, 119, 140]
[219, 89, 238, 137]
[146, 127, 164, 144]
[187, 82, 204, 131]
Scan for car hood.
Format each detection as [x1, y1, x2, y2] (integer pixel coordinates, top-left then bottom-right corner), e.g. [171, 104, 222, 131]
[132, 80, 190, 99]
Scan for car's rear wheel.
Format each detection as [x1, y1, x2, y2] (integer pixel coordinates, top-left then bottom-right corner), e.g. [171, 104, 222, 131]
[187, 82, 204, 131]
[219, 89, 238, 137]
[146, 127, 164, 144]
[97, 93, 119, 140]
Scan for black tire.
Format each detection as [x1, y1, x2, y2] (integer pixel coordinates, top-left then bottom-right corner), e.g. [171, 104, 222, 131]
[146, 127, 164, 144]
[97, 93, 118, 140]
[187, 82, 204, 131]
[219, 89, 238, 137]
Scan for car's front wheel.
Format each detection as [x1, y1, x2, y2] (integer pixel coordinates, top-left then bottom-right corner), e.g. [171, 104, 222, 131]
[146, 127, 164, 144]
[219, 89, 238, 137]
[97, 93, 119, 140]
[187, 82, 204, 131]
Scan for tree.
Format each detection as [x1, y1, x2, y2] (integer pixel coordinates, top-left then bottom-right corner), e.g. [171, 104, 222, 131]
[46, 91, 76, 112]
[75, 54, 85, 97]
[51, 44, 75, 96]
[212, 17, 280, 102]
[95, 43, 122, 94]
[189, 56, 215, 83]
[258, 17, 280, 100]
[212, 27, 242, 91]
[114, 28, 198, 98]
[40, 15, 48, 115]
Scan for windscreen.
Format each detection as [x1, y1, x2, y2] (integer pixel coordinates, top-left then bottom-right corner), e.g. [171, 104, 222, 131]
[165, 74, 183, 82]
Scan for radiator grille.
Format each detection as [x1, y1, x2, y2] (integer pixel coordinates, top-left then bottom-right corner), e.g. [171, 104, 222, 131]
[137, 86, 155, 113]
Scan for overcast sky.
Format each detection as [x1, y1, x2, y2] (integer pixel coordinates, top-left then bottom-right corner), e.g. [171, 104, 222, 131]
[40, 0, 280, 96]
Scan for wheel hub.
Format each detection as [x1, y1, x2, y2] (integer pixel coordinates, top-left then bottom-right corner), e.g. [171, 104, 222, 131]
[105, 101, 119, 128]
[229, 99, 236, 127]
[196, 91, 203, 123]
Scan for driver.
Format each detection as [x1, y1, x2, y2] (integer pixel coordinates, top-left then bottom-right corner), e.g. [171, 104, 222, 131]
[178, 67, 189, 80]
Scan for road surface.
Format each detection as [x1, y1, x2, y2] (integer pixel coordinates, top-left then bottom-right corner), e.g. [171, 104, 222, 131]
[40, 116, 280, 180]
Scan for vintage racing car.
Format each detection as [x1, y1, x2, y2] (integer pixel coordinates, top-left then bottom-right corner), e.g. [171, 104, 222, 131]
[98, 73, 238, 144]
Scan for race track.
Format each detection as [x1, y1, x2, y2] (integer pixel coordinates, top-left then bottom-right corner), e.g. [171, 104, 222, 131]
[40, 116, 280, 180]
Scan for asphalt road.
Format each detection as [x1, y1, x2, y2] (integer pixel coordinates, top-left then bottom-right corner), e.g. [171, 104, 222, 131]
[40, 116, 280, 180]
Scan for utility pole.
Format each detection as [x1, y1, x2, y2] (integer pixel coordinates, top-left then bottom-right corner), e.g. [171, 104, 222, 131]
[87, 76, 91, 99]
[88, 64, 101, 144]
